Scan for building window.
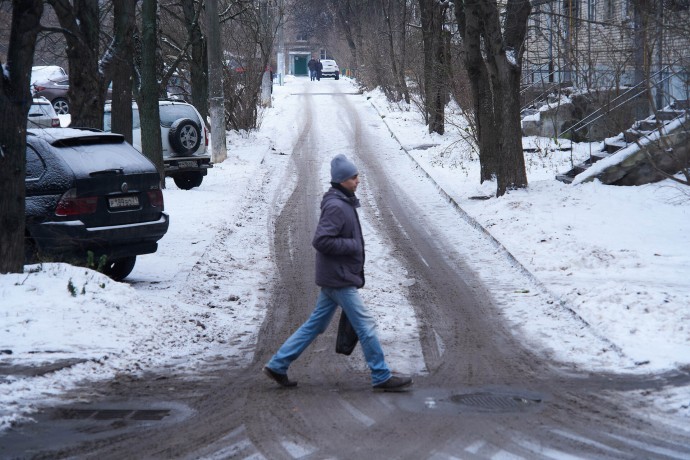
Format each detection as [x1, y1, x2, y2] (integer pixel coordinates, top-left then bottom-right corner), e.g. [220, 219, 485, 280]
[605, 0, 615, 20]
[296, 33, 307, 42]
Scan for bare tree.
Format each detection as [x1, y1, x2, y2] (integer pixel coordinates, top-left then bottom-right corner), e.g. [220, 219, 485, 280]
[108, 0, 138, 144]
[350, 0, 411, 104]
[455, 0, 530, 197]
[419, 0, 449, 135]
[46, 0, 109, 129]
[327, 0, 364, 71]
[383, 0, 411, 103]
[180, 0, 208, 119]
[158, 0, 209, 117]
[220, 0, 278, 131]
[140, 0, 164, 177]
[0, 0, 44, 274]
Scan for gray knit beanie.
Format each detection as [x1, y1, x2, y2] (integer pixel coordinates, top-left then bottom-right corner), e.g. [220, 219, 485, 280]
[330, 154, 359, 183]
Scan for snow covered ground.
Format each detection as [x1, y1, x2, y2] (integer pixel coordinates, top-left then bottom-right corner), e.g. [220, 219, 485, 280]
[2, 76, 689, 431]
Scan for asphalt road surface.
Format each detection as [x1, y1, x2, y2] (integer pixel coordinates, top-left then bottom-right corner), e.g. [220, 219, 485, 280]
[4, 80, 690, 459]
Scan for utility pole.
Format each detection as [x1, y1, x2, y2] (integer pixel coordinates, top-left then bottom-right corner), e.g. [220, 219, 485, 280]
[260, 0, 272, 106]
[205, 0, 227, 163]
[276, 0, 285, 86]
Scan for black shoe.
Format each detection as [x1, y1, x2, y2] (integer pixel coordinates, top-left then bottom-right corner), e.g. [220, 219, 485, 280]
[373, 375, 413, 392]
[263, 366, 297, 387]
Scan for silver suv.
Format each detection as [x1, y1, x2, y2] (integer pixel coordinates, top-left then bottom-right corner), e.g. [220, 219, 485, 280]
[320, 59, 340, 80]
[104, 100, 213, 190]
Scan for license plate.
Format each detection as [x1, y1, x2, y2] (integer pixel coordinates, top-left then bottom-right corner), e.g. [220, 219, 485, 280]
[109, 196, 139, 208]
[177, 160, 197, 168]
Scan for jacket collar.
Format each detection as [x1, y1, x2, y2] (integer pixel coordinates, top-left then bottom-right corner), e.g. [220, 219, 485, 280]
[329, 184, 360, 208]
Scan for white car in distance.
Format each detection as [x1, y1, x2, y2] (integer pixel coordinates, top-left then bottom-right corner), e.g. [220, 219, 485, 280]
[320, 60, 340, 80]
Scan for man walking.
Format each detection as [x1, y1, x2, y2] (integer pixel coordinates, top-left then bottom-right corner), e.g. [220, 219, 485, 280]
[316, 59, 323, 81]
[307, 57, 317, 81]
[264, 154, 413, 392]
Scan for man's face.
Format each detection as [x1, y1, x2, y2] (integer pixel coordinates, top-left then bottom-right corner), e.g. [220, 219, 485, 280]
[340, 175, 360, 193]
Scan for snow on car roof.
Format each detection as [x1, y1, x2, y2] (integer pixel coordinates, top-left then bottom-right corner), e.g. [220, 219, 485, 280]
[31, 65, 67, 84]
[28, 128, 125, 146]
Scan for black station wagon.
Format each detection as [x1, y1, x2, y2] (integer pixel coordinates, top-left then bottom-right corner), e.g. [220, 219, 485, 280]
[25, 128, 170, 280]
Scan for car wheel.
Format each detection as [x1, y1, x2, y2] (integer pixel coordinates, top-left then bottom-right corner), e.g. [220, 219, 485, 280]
[168, 118, 201, 155]
[173, 171, 204, 190]
[52, 98, 69, 115]
[103, 256, 137, 281]
[335, 73, 340, 80]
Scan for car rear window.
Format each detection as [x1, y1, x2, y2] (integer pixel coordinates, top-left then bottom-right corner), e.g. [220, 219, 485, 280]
[104, 108, 141, 132]
[28, 104, 54, 117]
[159, 105, 200, 128]
[49, 140, 153, 177]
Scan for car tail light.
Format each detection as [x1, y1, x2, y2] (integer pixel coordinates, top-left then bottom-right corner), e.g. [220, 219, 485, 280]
[34, 85, 46, 92]
[55, 188, 98, 216]
[147, 189, 164, 209]
[51, 118, 60, 127]
[204, 127, 209, 147]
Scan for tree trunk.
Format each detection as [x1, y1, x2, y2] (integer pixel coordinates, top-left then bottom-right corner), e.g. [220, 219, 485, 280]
[381, 0, 410, 104]
[632, 0, 653, 120]
[398, 0, 410, 105]
[457, 2, 499, 182]
[495, 0, 530, 194]
[419, 0, 447, 135]
[110, 0, 137, 144]
[0, 0, 43, 274]
[455, 0, 529, 196]
[495, 61, 528, 196]
[181, 0, 209, 122]
[140, 0, 164, 180]
[206, 0, 227, 163]
[48, 0, 106, 130]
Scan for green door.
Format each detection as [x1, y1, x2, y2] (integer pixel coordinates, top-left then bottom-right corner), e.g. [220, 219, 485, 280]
[294, 56, 307, 76]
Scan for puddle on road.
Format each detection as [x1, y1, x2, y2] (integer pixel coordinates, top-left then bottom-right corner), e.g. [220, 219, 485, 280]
[2, 400, 194, 457]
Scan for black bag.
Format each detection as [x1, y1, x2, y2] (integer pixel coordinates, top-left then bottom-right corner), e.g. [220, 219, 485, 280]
[335, 311, 359, 355]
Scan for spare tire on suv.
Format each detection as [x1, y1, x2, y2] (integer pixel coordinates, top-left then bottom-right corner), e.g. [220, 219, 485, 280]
[168, 117, 201, 155]
[103, 100, 213, 191]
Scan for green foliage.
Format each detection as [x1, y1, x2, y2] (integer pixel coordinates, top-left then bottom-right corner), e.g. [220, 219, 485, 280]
[86, 251, 108, 273]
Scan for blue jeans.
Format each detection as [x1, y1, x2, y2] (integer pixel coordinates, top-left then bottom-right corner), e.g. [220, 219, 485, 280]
[266, 286, 392, 385]
[309, 69, 316, 80]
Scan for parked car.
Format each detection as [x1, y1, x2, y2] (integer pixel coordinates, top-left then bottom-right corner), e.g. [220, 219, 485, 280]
[32, 76, 113, 116]
[30, 65, 67, 86]
[320, 59, 340, 80]
[27, 97, 60, 128]
[103, 100, 212, 190]
[24, 128, 170, 281]
[32, 76, 70, 115]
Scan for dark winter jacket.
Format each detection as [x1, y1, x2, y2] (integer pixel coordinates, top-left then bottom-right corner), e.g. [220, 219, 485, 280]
[308, 59, 317, 71]
[312, 186, 365, 288]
